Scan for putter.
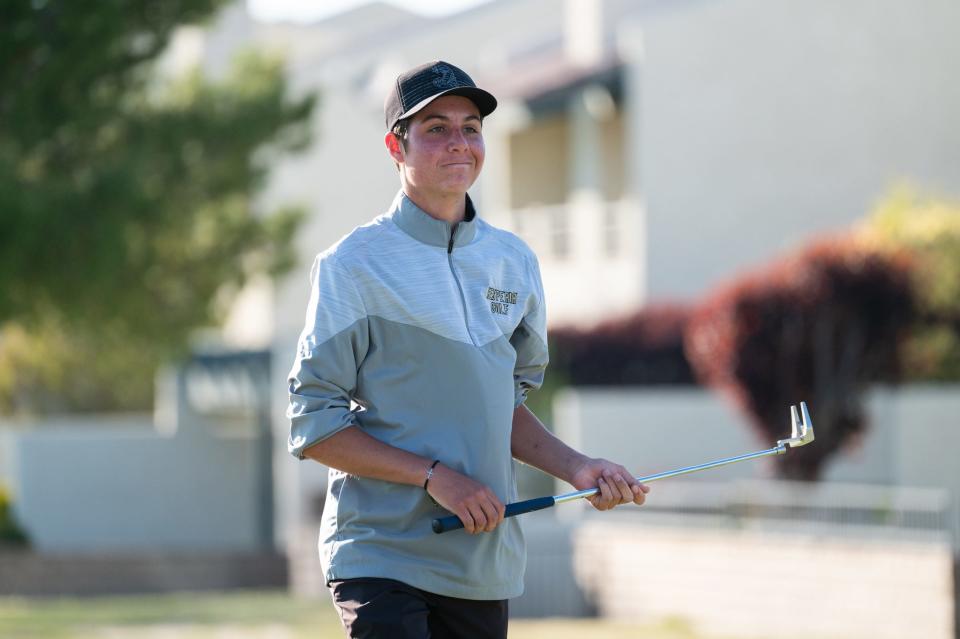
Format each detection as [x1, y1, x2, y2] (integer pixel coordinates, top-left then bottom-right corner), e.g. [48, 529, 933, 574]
[432, 401, 814, 534]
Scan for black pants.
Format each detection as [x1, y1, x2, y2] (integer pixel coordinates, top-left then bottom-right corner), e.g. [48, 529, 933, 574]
[330, 577, 508, 639]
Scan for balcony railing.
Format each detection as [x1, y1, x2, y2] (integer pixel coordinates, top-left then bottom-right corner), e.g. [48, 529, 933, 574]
[507, 199, 636, 262]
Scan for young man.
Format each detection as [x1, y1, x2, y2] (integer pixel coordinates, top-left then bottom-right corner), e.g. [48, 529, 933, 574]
[287, 60, 649, 639]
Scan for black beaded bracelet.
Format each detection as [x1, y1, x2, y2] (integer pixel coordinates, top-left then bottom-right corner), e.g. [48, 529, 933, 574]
[423, 459, 441, 490]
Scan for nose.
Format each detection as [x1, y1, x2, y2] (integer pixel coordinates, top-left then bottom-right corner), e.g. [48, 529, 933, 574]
[447, 128, 467, 151]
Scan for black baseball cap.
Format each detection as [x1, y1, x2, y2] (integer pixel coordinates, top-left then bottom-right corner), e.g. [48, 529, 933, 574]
[384, 60, 497, 131]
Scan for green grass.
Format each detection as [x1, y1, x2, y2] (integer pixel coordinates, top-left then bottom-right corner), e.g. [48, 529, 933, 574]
[0, 591, 340, 638]
[0, 590, 717, 639]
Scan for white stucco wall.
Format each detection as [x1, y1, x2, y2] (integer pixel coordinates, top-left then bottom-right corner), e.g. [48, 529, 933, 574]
[629, 0, 960, 299]
[1, 376, 263, 554]
[10, 417, 259, 552]
[554, 385, 960, 506]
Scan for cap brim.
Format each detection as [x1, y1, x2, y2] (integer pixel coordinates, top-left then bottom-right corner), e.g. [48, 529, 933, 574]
[394, 87, 497, 127]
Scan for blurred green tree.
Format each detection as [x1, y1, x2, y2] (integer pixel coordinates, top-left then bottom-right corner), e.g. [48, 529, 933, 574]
[858, 189, 960, 380]
[0, 484, 28, 546]
[0, 1, 315, 414]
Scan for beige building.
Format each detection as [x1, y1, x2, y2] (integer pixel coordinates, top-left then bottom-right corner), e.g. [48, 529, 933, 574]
[181, 0, 960, 558]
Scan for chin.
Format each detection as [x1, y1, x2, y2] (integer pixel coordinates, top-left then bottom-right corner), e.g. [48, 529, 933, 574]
[449, 180, 476, 192]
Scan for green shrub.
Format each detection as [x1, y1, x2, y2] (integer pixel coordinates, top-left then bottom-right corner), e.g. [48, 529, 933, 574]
[858, 188, 960, 380]
[0, 485, 28, 546]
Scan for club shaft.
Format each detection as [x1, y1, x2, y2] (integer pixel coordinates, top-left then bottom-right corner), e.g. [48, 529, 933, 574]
[432, 444, 786, 533]
[553, 445, 785, 504]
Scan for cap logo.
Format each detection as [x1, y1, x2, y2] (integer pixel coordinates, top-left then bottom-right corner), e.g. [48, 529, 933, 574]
[431, 64, 459, 89]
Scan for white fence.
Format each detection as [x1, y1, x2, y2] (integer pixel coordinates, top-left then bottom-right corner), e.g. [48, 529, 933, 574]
[511, 478, 956, 632]
[574, 515, 955, 639]
[553, 385, 960, 538]
[0, 369, 263, 553]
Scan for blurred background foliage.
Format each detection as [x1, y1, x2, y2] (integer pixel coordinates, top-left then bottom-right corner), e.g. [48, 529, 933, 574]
[684, 235, 916, 480]
[858, 188, 960, 381]
[549, 304, 695, 387]
[0, 484, 28, 546]
[0, 1, 315, 415]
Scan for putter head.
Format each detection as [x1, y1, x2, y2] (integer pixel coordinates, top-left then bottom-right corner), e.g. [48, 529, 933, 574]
[777, 401, 815, 449]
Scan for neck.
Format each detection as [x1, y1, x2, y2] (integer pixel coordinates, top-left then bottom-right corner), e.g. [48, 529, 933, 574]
[401, 184, 466, 224]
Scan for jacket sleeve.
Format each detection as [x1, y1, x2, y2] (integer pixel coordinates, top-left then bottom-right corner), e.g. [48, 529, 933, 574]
[287, 253, 370, 459]
[509, 253, 549, 407]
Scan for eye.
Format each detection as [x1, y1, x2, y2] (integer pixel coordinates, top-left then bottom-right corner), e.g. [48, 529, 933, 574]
[429, 125, 445, 133]
[464, 125, 480, 134]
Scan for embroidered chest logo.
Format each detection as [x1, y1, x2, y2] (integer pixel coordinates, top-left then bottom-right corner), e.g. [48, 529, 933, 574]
[486, 287, 519, 316]
[432, 64, 458, 89]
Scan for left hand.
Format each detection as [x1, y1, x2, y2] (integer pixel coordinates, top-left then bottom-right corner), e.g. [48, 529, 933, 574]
[569, 457, 650, 511]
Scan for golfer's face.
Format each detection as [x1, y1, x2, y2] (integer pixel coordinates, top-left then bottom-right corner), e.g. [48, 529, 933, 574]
[400, 95, 485, 197]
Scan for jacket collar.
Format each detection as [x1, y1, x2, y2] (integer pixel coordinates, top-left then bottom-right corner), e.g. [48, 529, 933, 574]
[390, 190, 478, 249]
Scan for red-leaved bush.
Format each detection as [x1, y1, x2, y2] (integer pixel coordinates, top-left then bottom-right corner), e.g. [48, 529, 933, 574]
[684, 236, 916, 480]
[550, 304, 696, 386]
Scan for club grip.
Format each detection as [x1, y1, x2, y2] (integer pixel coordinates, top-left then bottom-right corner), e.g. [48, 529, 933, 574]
[431, 514, 465, 534]
[505, 495, 556, 518]
[431, 496, 556, 534]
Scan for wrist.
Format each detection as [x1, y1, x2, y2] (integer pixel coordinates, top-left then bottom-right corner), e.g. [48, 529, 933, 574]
[562, 452, 592, 485]
[423, 459, 441, 490]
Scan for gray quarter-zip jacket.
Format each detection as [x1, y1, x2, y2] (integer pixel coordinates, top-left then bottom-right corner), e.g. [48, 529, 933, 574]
[287, 190, 548, 600]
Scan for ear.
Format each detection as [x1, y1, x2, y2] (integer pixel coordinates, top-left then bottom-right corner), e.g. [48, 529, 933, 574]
[384, 131, 404, 164]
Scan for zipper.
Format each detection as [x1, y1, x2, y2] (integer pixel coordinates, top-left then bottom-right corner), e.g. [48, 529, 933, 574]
[447, 223, 477, 346]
